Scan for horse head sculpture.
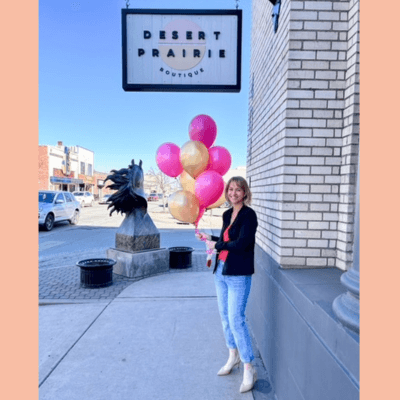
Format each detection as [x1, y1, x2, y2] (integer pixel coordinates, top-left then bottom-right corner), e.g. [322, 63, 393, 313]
[104, 159, 147, 216]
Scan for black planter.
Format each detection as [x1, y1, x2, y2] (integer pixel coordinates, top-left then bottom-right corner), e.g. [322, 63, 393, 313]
[76, 258, 116, 288]
[169, 247, 194, 269]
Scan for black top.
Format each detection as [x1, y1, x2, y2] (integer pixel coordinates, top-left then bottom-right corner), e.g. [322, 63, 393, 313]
[210, 205, 258, 275]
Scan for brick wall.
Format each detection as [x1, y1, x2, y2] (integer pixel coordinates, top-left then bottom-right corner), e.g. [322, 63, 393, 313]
[248, 0, 291, 264]
[38, 146, 49, 190]
[248, 0, 359, 270]
[337, 0, 359, 270]
[93, 171, 115, 196]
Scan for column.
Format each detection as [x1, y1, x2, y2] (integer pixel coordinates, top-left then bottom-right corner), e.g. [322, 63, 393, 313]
[332, 155, 360, 334]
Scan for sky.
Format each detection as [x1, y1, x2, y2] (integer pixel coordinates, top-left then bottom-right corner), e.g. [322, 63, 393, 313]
[39, 0, 253, 174]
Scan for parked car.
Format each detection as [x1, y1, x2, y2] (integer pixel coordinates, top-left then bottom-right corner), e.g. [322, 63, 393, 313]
[39, 191, 81, 231]
[72, 191, 95, 207]
[147, 193, 159, 201]
[99, 194, 112, 204]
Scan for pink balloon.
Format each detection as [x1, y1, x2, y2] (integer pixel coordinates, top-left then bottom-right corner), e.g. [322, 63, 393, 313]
[207, 146, 232, 176]
[156, 143, 183, 177]
[194, 171, 224, 209]
[188, 115, 217, 149]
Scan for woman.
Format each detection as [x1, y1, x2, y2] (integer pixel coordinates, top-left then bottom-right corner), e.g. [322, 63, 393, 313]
[196, 176, 258, 394]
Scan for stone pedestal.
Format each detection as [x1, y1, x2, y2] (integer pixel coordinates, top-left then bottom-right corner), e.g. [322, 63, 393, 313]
[108, 207, 169, 279]
[107, 248, 169, 279]
[115, 208, 160, 252]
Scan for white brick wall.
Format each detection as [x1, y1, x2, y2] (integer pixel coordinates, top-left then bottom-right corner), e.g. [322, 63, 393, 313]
[248, 0, 359, 270]
[336, 0, 360, 270]
[248, 0, 291, 262]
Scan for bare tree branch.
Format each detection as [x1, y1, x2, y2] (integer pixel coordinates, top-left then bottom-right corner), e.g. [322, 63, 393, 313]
[147, 167, 176, 212]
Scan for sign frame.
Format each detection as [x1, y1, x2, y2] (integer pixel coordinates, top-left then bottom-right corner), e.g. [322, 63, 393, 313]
[122, 8, 242, 93]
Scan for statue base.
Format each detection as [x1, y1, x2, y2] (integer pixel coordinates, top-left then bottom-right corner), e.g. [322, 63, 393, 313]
[106, 247, 169, 279]
[115, 233, 160, 252]
[115, 209, 160, 252]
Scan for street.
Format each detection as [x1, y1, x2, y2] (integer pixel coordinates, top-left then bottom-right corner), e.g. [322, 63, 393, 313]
[38, 200, 225, 301]
[39, 201, 226, 261]
[39, 200, 224, 262]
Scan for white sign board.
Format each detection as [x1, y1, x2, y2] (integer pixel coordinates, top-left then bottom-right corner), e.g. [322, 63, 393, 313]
[122, 9, 242, 92]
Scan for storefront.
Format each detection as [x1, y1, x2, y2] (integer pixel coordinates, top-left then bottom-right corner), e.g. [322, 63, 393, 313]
[78, 174, 95, 193]
[93, 172, 115, 200]
[244, 2, 360, 399]
[50, 177, 84, 192]
[96, 178, 105, 199]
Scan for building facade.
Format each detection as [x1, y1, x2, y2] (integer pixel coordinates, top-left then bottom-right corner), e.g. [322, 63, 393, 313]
[38, 142, 95, 193]
[246, 1, 360, 399]
[75, 145, 95, 192]
[93, 171, 116, 199]
[223, 166, 247, 182]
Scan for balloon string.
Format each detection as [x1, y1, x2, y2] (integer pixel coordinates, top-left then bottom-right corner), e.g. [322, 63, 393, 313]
[195, 225, 214, 255]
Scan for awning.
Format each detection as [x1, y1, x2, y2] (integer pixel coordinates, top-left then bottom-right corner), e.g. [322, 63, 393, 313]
[50, 177, 84, 184]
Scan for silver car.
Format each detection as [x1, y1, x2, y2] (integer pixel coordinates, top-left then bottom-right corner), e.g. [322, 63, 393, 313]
[72, 191, 95, 207]
[39, 191, 81, 231]
[99, 194, 112, 204]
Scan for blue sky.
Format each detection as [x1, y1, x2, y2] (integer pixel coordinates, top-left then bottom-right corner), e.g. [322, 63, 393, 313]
[39, 0, 252, 173]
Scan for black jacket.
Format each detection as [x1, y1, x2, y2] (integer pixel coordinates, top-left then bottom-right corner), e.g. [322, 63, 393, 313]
[211, 205, 258, 275]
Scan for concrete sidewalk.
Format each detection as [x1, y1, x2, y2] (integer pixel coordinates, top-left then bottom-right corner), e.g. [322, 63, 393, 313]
[39, 271, 272, 400]
[39, 227, 274, 399]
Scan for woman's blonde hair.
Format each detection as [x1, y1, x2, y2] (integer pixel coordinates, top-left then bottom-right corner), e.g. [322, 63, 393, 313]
[225, 176, 252, 206]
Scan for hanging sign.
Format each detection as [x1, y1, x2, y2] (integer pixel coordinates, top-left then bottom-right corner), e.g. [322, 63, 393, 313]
[122, 9, 242, 92]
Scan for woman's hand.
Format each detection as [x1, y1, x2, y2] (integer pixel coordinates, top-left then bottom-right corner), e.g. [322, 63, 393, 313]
[195, 232, 211, 241]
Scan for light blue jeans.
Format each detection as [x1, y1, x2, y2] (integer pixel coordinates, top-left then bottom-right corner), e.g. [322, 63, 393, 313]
[214, 260, 254, 363]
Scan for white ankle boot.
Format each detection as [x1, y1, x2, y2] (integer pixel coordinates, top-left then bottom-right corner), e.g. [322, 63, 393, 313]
[239, 363, 257, 393]
[217, 350, 241, 376]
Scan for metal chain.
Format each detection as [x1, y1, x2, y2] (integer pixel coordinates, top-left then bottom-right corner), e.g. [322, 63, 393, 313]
[126, 0, 130, 8]
[235, 0, 239, 10]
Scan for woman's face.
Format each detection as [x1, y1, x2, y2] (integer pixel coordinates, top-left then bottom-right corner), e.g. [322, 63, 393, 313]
[228, 182, 245, 206]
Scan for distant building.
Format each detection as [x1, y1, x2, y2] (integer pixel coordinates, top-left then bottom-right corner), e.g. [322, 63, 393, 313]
[38, 141, 94, 192]
[223, 166, 247, 182]
[144, 172, 179, 197]
[144, 173, 159, 195]
[93, 171, 115, 199]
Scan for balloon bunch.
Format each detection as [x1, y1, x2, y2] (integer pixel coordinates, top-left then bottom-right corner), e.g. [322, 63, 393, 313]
[155, 114, 232, 228]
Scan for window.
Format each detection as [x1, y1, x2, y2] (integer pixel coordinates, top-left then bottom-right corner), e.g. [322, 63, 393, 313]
[64, 193, 73, 202]
[88, 163, 93, 176]
[55, 193, 64, 203]
[80, 162, 85, 175]
[39, 192, 55, 203]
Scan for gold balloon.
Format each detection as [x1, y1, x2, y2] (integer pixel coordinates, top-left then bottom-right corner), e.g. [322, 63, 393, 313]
[180, 170, 196, 194]
[207, 184, 227, 209]
[168, 190, 200, 224]
[180, 140, 209, 179]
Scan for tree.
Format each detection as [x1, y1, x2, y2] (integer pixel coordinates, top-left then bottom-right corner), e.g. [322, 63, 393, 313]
[147, 167, 178, 212]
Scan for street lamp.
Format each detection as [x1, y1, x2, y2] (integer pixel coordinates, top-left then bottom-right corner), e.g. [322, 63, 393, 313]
[269, 0, 282, 34]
